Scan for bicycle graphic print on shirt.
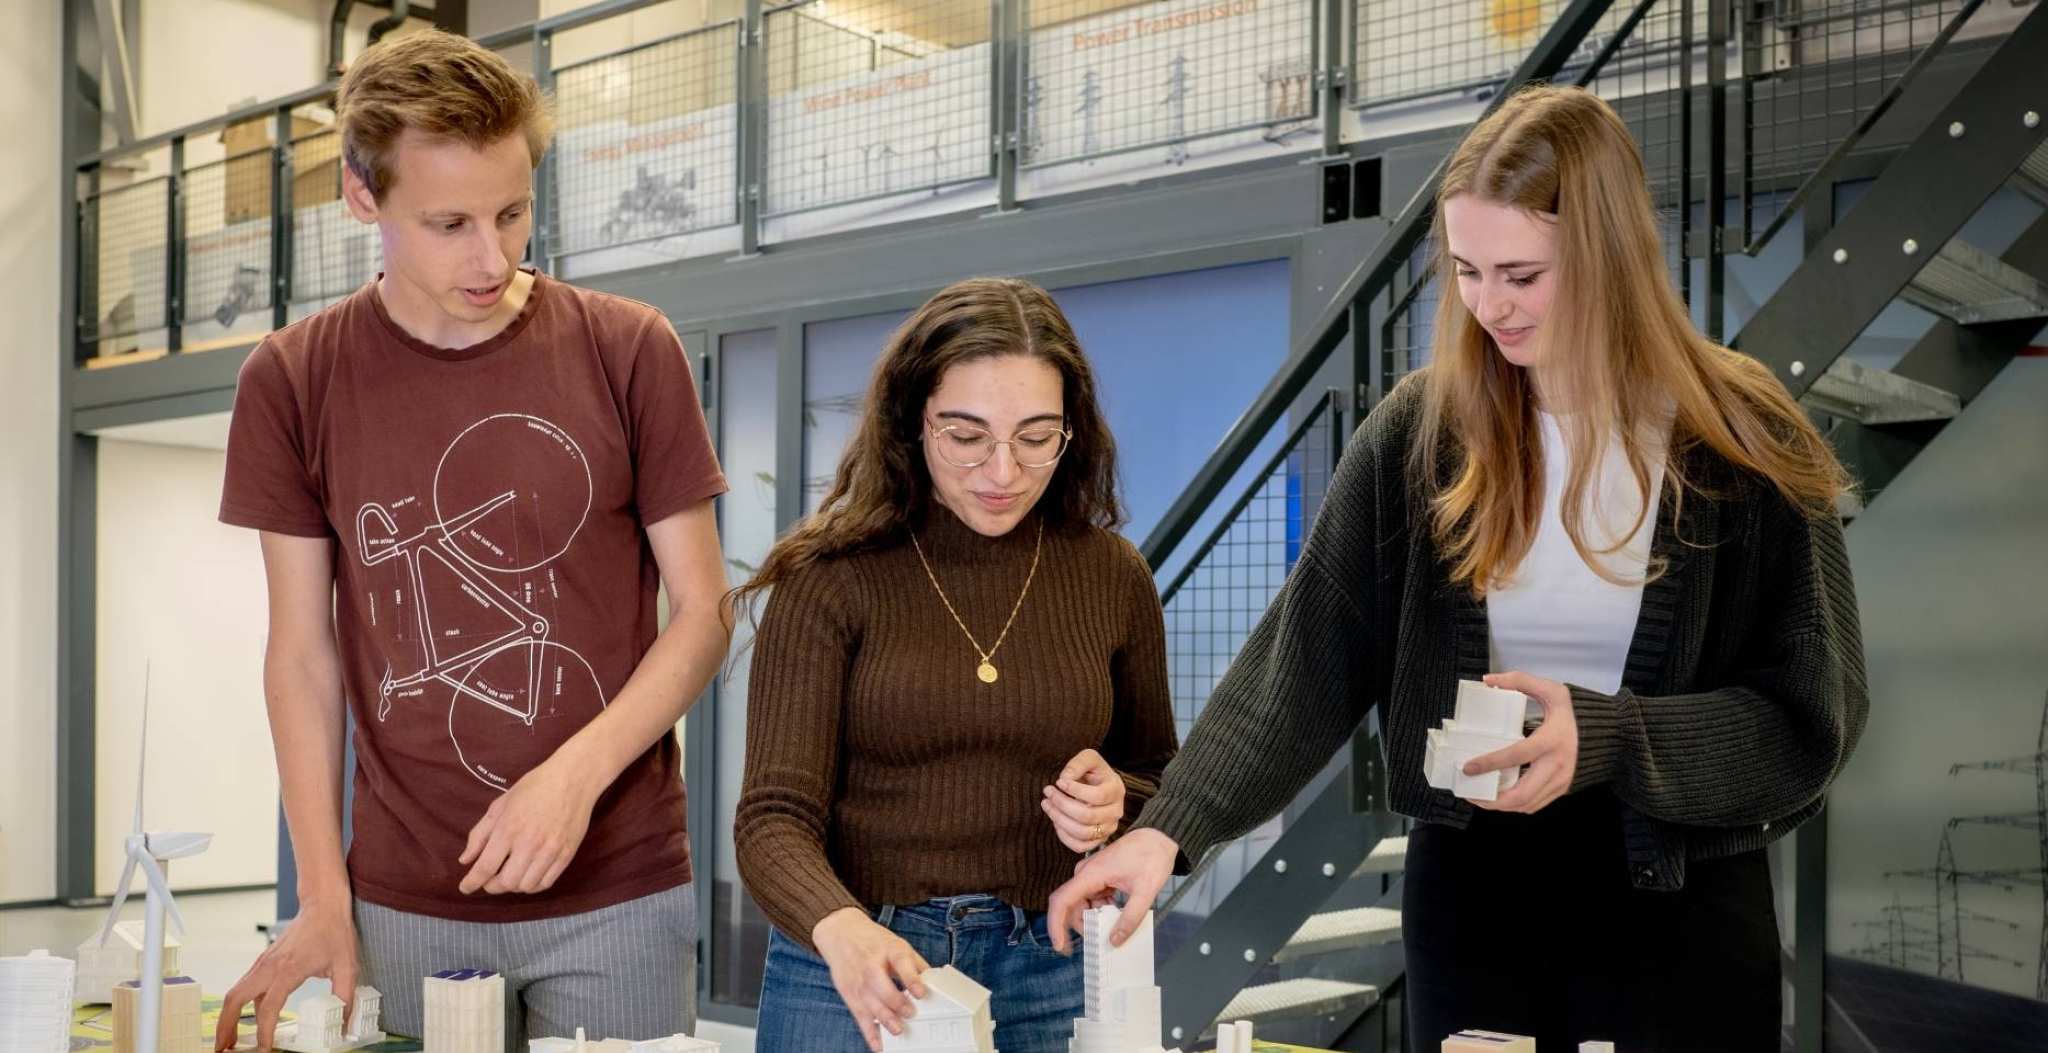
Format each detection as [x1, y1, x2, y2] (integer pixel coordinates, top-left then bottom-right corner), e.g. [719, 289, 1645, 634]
[354, 413, 607, 791]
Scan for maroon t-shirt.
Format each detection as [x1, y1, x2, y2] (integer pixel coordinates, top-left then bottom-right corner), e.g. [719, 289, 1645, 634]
[220, 270, 727, 922]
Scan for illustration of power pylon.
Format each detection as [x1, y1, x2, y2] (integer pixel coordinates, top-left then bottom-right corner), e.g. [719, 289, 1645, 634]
[1944, 691, 2048, 998]
[1076, 70, 1103, 157]
[1159, 53, 1189, 166]
[1874, 693, 2048, 997]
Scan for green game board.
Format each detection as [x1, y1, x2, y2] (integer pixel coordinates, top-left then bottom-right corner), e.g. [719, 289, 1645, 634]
[71, 996, 422, 1051]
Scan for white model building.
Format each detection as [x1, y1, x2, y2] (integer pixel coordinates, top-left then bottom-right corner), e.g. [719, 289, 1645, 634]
[76, 920, 182, 1003]
[425, 969, 505, 1053]
[274, 986, 384, 1053]
[1424, 680, 1532, 802]
[0, 950, 76, 1053]
[529, 1029, 719, 1053]
[883, 965, 996, 1053]
[1212, 1020, 1254, 1053]
[1069, 905, 1166, 1053]
[111, 975, 205, 1053]
[1441, 1031, 1536, 1053]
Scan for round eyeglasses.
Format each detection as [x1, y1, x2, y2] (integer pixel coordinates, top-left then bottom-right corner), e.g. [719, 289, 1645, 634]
[925, 419, 1073, 469]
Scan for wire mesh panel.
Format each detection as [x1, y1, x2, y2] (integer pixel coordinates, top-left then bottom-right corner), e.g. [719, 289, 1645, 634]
[288, 130, 384, 305]
[552, 23, 741, 256]
[1584, 0, 1696, 283]
[179, 153, 275, 336]
[1154, 396, 1345, 917]
[763, 0, 992, 215]
[1741, 0, 1967, 238]
[80, 177, 170, 347]
[1382, 245, 1438, 388]
[1351, 0, 1648, 110]
[1022, 0, 1318, 168]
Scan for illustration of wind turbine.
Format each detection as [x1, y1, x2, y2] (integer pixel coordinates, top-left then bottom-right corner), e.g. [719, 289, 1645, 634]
[93, 662, 212, 1053]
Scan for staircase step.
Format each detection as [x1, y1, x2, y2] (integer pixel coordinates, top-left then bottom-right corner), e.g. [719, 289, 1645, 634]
[1801, 357, 1961, 425]
[1214, 977, 1380, 1028]
[2013, 137, 2048, 205]
[1272, 906, 1405, 962]
[1902, 238, 2048, 325]
[1351, 835, 1408, 877]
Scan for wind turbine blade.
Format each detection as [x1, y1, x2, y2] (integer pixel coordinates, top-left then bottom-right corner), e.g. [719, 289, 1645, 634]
[133, 660, 151, 836]
[96, 853, 140, 945]
[137, 852, 189, 939]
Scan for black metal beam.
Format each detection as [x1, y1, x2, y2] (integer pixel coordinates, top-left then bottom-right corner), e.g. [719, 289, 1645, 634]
[1138, 0, 1622, 570]
[1730, 1, 2048, 393]
[1794, 804, 1828, 1053]
[57, 0, 104, 907]
[991, 0, 1021, 214]
[273, 106, 293, 331]
[736, 0, 765, 257]
[775, 322, 804, 533]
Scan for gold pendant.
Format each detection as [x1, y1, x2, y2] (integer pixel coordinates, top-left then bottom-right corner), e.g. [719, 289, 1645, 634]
[977, 661, 999, 684]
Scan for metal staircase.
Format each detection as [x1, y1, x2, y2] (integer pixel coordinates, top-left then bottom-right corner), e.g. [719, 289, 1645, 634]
[1135, 1, 2048, 1049]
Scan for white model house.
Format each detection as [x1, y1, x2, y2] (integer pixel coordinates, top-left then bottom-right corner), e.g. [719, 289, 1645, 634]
[1423, 680, 1532, 802]
[1441, 1031, 1536, 1053]
[76, 921, 181, 1004]
[425, 969, 505, 1053]
[275, 986, 384, 1053]
[110, 975, 204, 1053]
[883, 965, 996, 1053]
[0, 950, 76, 1053]
[1069, 906, 1166, 1053]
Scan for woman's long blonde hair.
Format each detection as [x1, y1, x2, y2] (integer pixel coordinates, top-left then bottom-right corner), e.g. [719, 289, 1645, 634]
[1412, 85, 1849, 595]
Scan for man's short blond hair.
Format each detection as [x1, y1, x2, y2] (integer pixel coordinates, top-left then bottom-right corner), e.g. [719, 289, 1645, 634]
[337, 28, 554, 201]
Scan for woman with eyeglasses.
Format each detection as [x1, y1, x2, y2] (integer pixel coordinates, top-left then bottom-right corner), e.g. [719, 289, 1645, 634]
[730, 277, 1177, 1053]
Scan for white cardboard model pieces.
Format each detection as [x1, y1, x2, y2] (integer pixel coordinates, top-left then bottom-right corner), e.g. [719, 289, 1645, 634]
[425, 969, 506, 1053]
[274, 987, 384, 1053]
[1424, 680, 1533, 802]
[1212, 1020, 1255, 1053]
[884, 965, 998, 1053]
[75, 921, 182, 1004]
[1441, 1031, 1536, 1053]
[528, 1029, 720, 1053]
[1068, 904, 1189, 1053]
[0, 950, 76, 1053]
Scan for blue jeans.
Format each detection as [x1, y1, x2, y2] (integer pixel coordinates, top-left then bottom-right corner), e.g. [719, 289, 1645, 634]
[755, 894, 1083, 1053]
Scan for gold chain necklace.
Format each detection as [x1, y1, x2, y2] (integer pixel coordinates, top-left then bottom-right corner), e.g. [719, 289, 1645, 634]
[909, 518, 1044, 685]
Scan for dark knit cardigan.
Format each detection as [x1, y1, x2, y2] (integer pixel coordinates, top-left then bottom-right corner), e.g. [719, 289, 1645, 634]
[1133, 372, 1869, 890]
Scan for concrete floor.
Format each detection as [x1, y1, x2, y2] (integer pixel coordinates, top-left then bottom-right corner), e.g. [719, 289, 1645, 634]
[0, 889, 757, 1051]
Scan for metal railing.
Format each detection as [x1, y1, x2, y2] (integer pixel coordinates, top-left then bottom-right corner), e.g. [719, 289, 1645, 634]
[1149, 391, 1346, 919]
[69, 0, 1990, 364]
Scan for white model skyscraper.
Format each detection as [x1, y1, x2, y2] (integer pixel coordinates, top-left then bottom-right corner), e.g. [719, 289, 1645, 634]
[1069, 906, 1165, 1053]
[0, 950, 75, 1053]
[425, 970, 505, 1053]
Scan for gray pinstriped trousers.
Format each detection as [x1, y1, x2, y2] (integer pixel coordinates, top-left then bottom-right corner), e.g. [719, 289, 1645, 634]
[354, 882, 697, 1049]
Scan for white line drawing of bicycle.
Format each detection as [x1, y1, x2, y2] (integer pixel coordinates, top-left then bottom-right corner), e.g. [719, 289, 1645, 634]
[355, 414, 605, 790]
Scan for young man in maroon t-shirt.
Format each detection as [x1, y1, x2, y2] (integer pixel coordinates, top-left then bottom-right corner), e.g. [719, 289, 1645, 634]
[214, 30, 729, 1049]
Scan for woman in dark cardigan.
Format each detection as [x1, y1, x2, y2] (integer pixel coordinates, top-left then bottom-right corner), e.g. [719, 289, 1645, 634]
[1050, 86, 1867, 1052]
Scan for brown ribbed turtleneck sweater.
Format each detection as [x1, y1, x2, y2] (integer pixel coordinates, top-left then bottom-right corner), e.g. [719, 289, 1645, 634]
[735, 503, 1177, 951]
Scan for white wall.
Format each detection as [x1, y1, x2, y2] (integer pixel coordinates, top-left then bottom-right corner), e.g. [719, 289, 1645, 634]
[94, 439, 279, 893]
[0, 0, 62, 905]
[1829, 358, 2048, 1000]
[138, 0, 411, 148]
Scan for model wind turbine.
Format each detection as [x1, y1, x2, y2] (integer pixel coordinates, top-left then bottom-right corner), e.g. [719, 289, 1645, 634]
[93, 663, 212, 1053]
